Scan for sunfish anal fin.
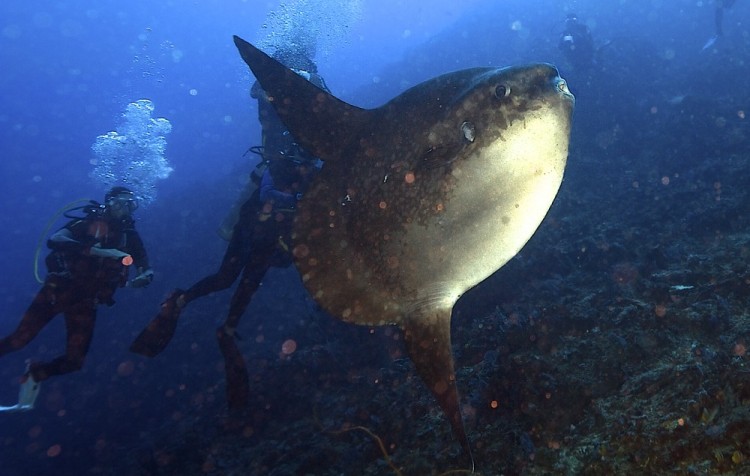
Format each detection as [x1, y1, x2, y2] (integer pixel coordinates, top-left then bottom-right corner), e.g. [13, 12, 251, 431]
[402, 309, 475, 471]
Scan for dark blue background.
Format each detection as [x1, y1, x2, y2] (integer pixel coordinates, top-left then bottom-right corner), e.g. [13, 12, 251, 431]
[0, 0, 747, 473]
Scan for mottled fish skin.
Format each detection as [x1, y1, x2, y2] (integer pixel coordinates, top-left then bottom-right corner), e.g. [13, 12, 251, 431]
[234, 35, 574, 468]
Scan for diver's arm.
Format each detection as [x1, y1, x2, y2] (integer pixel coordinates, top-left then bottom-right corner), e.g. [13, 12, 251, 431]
[122, 228, 153, 287]
[124, 229, 150, 270]
[49, 221, 129, 259]
[259, 168, 297, 209]
[48, 227, 78, 246]
[47, 222, 94, 252]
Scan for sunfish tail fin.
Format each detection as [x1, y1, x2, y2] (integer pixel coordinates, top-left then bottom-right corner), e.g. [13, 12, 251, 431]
[402, 309, 474, 470]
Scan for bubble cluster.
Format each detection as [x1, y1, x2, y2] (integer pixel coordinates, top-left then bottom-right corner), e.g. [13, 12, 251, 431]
[259, 0, 363, 58]
[90, 99, 173, 206]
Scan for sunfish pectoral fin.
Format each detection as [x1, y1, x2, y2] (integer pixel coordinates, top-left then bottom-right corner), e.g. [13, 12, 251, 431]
[402, 309, 474, 471]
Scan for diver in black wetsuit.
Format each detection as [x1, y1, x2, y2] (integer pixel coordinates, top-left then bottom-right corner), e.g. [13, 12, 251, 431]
[559, 13, 595, 71]
[130, 48, 329, 410]
[704, 0, 739, 49]
[0, 187, 153, 410]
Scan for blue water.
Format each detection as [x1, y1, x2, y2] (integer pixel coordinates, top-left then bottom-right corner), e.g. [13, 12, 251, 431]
[1, 0, 748, 474]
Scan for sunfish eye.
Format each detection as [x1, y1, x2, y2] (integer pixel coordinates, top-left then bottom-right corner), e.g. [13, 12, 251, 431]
[557, 79, 570, 94]
[494, 84, 510, 99]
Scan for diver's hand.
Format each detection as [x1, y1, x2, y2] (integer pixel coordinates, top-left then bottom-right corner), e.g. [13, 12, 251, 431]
[89, 243, 131, 260]
[130, 268, 154, 288]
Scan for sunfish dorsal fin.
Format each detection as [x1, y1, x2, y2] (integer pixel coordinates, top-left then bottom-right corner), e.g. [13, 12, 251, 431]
[233, 35, 368, 162]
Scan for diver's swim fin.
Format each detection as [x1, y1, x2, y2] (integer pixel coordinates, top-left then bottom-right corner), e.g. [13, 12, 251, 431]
[0, 365, 40, 413]
[17, 372, 40, 409]
[129, 290, 184, 357]
[217, 326, 249, 409]
[702, 34, 718, 51]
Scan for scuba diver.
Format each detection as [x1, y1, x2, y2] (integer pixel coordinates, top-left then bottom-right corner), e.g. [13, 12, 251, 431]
[703, 0, 739, 50]
[130, 47, 329, 410]
[559, 13, 595, 71]
[0, 187, 153, 412]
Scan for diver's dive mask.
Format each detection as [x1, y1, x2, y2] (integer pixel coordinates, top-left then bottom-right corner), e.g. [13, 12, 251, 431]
[107, 190, 139, 214]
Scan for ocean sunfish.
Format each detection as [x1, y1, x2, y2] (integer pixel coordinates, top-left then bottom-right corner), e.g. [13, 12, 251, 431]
[233, 35, 574, 468]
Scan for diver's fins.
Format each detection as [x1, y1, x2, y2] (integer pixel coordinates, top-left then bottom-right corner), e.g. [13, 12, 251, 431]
[129, 290, 185, 357]
[702, 35, 718, 51]
[17, 372, 40, 409]
[216, 326, 249, 409]
[0, 364, 40, 413]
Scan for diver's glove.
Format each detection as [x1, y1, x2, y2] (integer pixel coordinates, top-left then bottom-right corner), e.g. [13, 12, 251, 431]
[130, 268, 154, 288]
[89, 243, 131, 260]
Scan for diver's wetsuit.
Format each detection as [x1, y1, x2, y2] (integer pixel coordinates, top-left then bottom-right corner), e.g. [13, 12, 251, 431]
[180, 159, 311, 329]
[0, 210, 149, 381]
[185, 90, 322, 410]
[559, 19, 595, 70]
[177, 159, 313, 408]
[130, 64, 327, 410]
[180, 69, 321, 320]
[186, 71, 326, 408]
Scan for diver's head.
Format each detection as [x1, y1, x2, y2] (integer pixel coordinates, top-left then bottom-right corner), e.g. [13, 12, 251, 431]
[105, 186, 139, 218]
[566, 13, 579, 25]
[272, 48, 318, 74]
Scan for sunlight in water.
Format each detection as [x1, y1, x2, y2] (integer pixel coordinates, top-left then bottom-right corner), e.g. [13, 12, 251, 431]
[259, 0, 364, 58]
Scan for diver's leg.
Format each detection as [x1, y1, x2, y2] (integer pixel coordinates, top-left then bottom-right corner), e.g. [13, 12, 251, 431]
[29, 297, 96, 381]
[716, 7, 725, 37]
[131, 215, 251, 357]
[179, 229, 247, 305]
[218, 260, 273, 410]
[216, 325, 250, 410]
[217, 241, 274, 410]
[225, 256, 272, 331]
[182, 197, 263, 305]
[0, 281, 63, 357]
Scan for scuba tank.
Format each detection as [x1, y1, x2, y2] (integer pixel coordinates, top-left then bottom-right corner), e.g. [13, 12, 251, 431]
[33, 199, 100, 283]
